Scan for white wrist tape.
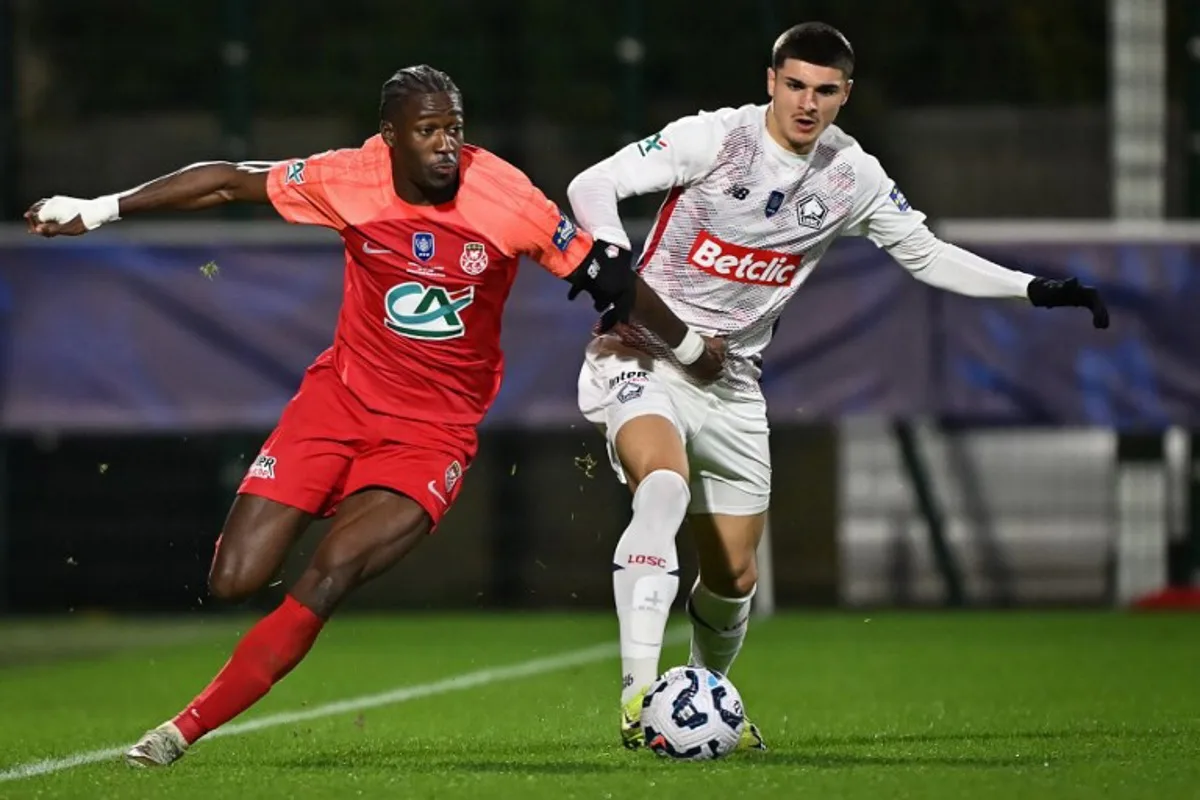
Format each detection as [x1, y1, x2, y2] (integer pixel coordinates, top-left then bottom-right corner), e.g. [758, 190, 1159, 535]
[36, 194, 121, 230]
[672, 329, 705, 365]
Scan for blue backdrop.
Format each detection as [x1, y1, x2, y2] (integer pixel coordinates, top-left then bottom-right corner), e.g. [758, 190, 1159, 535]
[0, 233, 1196, 431]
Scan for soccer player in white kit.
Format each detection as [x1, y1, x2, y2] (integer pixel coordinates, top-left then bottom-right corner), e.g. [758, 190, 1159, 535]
[568, 22, 1109, 750]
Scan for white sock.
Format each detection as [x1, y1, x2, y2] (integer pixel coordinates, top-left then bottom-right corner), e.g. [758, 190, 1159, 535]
[687, 578, 754, 676]
[612, 469, 689, 704]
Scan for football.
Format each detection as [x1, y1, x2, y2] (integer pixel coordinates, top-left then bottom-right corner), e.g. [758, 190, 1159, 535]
[640, 666, 746, 760]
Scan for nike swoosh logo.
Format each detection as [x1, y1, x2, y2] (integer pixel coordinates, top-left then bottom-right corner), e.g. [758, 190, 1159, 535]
[363, 242, 393, 255]
[427, 480, 446, 505]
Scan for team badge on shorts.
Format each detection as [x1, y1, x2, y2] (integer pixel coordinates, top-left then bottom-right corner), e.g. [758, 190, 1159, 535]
[445, 460, 463, 493]
[412, 232, 436, 262]
[617, 382, 644, 403]
[459, 242, 488, 275]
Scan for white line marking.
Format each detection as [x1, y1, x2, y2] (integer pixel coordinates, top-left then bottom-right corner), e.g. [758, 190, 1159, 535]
[0, 627, 688, 782]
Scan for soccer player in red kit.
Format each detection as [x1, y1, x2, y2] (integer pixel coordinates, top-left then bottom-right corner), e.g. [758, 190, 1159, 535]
[25, 65, 725, 767]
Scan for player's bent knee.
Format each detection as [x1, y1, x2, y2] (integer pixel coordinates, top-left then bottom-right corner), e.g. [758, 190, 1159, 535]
[207, 495, 312, 602]
[207, 560, 266, 602]
[703, 558, 758, 599]
[613, 414, 688, 484]
[728, 567, 758, 599]
[207, 536, 269, 601]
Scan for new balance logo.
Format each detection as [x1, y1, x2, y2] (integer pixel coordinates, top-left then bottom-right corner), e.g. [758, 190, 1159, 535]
[725, 185, 750, 200]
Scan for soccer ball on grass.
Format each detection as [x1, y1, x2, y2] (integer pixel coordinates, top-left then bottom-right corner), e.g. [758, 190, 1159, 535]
[640, 666, 745, 760]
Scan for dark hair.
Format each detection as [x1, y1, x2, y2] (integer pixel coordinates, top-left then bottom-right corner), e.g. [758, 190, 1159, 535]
[771, 22, 855, 77]
[379, 64, 461, 120]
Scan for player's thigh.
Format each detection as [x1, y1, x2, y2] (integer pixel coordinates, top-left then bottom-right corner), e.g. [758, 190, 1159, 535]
[686, 396, 771, 518]
[291, 488, 433, 618]
[683, 397, 771, 596]
[216, 363, 361, 597]
[342, 421, 477, 530]
[577, 339, 691, 489]
[686, 511, 766, 597]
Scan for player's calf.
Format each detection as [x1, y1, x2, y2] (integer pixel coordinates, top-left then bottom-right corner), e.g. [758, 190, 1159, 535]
[163, 593, 325, 750]
[132, 490, 431, 763]
[606, 413, 691, 746]
[686, 579, 755, 677]
[685, 512, 764, 677]
[610, 468, 689, 714]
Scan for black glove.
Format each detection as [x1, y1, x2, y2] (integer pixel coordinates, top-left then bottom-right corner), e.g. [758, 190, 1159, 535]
[1027, 277, 1109, 329]
[566, 240, 637, 330]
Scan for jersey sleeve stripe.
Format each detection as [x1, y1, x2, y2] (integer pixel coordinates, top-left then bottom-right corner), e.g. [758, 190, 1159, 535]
[636, 186, 684, 273]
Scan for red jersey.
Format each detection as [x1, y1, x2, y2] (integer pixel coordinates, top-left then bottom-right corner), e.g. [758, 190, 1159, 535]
[266, 136, 592, 425]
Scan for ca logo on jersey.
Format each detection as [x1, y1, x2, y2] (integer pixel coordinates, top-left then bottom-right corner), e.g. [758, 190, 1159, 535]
[384, 282, 475, 340]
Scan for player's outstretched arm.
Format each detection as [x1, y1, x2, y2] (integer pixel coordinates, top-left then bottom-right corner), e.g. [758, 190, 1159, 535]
[886, 225, 1110, 330]
[849, 155, 1109, 330]
[25, 161, 273, 238]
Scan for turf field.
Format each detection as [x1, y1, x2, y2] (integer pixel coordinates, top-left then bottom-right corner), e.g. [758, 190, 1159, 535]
[0, 611, 1196, 799]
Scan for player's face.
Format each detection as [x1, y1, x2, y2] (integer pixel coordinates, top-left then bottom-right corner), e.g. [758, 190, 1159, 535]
[766, 59, 851, 154]
[384, 91, 464, 191]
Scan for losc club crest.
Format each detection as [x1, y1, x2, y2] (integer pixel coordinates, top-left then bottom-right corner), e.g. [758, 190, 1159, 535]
[412, 231, 436, 262]
[459, 242, 489, 275]
[795, 194, 828, 229]
[617, 382, 644, 403]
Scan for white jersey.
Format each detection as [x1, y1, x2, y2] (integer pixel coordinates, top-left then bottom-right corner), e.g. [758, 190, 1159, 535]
[567, 103, 927, 398]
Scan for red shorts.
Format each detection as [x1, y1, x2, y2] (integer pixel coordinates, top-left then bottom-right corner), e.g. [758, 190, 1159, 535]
[238, 360, 478, 527]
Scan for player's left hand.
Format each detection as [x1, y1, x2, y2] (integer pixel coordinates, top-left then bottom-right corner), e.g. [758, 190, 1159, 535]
[567, 240, 636, 321]
[685, 335, 727, 383]
[24, 198, 89, 237]
[1027, 276, 1109, 329]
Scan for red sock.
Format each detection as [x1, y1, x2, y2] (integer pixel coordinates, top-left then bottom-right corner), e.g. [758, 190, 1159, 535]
[172, 594, 324, 744]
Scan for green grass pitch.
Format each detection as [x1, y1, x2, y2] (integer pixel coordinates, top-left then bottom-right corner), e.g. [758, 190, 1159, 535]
[0, 611, 1196, 799]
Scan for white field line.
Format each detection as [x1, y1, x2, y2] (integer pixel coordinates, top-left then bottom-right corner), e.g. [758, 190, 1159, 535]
[1, 628, 689, 782]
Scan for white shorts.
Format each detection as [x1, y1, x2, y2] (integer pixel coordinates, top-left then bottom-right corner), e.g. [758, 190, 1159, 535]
[576, 337, 771, 516]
